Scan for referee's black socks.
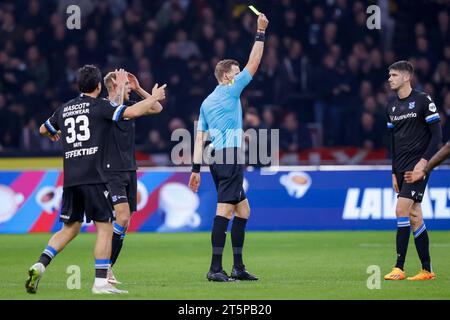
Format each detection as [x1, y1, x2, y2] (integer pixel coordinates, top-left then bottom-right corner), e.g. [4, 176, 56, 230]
[395, 217, 410, 270]
[231, 217, 248, 268]
[413, 223, 432, 272]
[210, 215, 230, 272]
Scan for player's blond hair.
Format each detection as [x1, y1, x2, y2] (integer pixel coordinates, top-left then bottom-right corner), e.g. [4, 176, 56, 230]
[103, 72, 116, 92]
[214, 59, 239, 82]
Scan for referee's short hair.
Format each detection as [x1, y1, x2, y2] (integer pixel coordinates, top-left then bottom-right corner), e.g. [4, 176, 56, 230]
[215, 59, 240, 82]
[388, 60, 414, 75]
[77, 65, 102, 93]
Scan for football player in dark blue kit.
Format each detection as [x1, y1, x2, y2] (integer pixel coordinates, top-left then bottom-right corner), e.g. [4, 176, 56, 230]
[102, 71, 163, 284]
[384, 61, 441, 281]
[26, 66, 166, 294]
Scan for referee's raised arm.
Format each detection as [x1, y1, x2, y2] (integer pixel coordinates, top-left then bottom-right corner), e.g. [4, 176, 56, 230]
[244, 13, 269, 76]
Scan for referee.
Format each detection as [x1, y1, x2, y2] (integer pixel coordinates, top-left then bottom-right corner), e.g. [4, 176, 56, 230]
[188, 13, 269, 282]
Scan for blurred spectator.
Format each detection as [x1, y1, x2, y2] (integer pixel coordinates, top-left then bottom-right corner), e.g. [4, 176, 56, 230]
[143, 129, 169, 153]
[307, 5, 326, 63]
[80, 29, 106, 65]
[250, 47, 283, 104]
[431, 10, 449, 56]
[20, 118, 44, 151]
[173, 29, 201, 60]
[279, 40, 309, 96]
[225, 25, 248, 63]
[441, 93, 450, 142]
[197, 24, 216, 59]
[244, 107, 275, 166]
[262, 107, 279, 130]
[244, 107, 264, 131]
[280, 112, 312, 152]
[25, 46, 49, 92]
[353, 112, 384, 150]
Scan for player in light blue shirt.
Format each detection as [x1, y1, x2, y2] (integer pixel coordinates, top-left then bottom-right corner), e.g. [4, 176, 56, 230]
[188, 12, 269, 282]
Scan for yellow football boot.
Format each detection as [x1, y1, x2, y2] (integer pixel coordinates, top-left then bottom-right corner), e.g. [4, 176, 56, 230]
[384, 267, 406, 280]
[407, 269, 436, 281]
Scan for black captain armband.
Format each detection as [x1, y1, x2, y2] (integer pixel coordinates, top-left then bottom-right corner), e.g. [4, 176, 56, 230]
[255, 31, 265, 42]
[192, 164, 201, 173]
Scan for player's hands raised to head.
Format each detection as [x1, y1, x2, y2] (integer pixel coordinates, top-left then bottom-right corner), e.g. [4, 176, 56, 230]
[392, 174, 399, 193]
[127, 72, 140, 91]
[152, 83, 167, 101]
[404, 170, 426, 183]
[113, 69, 128, 87]
[189, 172, 201, 193]
[257, 13, 269, 31]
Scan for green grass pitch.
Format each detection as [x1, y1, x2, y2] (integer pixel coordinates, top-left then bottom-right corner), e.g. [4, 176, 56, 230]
[1, 231, 450, 300]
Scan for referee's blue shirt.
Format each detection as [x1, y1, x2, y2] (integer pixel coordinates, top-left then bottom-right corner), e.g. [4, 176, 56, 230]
[197, 68, 252, 150]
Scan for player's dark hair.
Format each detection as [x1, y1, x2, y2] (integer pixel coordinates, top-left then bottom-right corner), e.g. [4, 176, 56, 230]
[215, 59, 240, 82]
[388, 60, 414, 75]
[77, 65, 102, 93]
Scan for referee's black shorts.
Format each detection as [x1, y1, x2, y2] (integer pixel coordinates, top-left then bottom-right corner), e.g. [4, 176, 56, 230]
[60, 184, 114, 224]
[395, 171, 429, 203]
[209, 147, 246, 205]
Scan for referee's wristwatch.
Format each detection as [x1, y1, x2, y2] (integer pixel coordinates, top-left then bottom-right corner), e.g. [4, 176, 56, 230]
[255, 30, 265, 42]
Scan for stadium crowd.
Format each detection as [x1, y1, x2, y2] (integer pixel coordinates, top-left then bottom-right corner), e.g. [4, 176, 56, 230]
[0, 0, 449, 157]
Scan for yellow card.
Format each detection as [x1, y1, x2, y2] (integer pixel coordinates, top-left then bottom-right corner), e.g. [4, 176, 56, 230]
[248, 5, 261, 16]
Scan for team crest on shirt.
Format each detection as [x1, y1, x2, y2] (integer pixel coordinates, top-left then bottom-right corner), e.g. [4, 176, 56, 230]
[408, 102, 415, 109]
[429, 102, 437, 112]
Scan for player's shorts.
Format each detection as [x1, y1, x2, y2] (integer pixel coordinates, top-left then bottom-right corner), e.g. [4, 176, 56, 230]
[105, 170, 137, 212]
[395, 171, 429, 203]
[60, 184, 114, 223]
[209, 147, 246, 205]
